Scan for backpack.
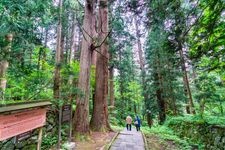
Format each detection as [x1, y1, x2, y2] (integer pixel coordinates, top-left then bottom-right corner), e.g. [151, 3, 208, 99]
[134, 121, 138, 125]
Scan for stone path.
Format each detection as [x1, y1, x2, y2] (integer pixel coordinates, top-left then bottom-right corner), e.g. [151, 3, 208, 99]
[110, 128, 145, 150]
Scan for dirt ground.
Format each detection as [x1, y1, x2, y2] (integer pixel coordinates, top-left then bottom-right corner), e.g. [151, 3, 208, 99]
[75, 131, 116, 150]
[145, 134, 180, 150]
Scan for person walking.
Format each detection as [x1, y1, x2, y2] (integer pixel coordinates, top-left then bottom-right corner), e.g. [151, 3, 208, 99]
[126, 115, 132, 131]
[134, 115, 141, 131]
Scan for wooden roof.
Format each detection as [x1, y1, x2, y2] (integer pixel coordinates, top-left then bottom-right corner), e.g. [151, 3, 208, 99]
[0, 101, 51, 113]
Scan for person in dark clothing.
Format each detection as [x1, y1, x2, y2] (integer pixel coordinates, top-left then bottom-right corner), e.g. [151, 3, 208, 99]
[134, 115, 141, 131]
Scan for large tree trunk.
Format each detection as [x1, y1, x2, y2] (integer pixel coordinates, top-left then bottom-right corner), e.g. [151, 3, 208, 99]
[74, 28, 82, 61]
[53, 0, 62, 99]
[134, 16, 144, 71]
[109, 65, 114, 106]
[73, 0, 96, 135]
[60, 32, 65, 63]
[178, 43, 196, 114]
[156, 74, 166, 124]
[69, 14, 76, 64]
[90, 0, 111, 131]
[155, 57, 166, 124]
[134, 16, 150, 124]
[0, 34, 13, 100]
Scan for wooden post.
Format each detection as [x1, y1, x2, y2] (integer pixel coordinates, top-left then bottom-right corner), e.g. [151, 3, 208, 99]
[37, 127, 43, 150]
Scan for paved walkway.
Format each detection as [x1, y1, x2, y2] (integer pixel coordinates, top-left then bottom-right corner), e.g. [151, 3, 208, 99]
[110, 128, 145, 150]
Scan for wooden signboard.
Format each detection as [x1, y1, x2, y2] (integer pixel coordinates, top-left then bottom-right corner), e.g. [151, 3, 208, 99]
[15, 131, 32, 143]
[0, 108, 46, 141]
[62, 104, 71, 123]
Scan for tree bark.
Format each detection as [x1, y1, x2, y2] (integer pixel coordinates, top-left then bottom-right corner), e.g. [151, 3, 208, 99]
[134, 15, 149, 123]
[74, 28, 82, 61]
[155, 57, 166, 124]
[134, 16, 144, 71]
[178, 43, 196, 114]
[147, 112, 153, 128]
[156, 74, 166, 124]
[69, 14, 76, 64]
[53, 0, 62, 99]
[0, 34, 13, 100]
[73, 0, 96, 134]
[109, 66, 114, 106]
[60, 32, 65, 63]
[90, 0, 111, 131]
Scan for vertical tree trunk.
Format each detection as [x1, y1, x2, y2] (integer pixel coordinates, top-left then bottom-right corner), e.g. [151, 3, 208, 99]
[134, 16, 150, 124]
[155, 57, 166, 124]
[91, 14, 98, 65]
[60, 32, 65, 63]
[109, 66, 114, 106]
[147, 112, 153, 128]
[0, 34, 13, 100]
[37, 48, 42, 71]
[69, 14, 76, 64]
[53, 0, 62, 99]
[43, 28, 48, 63]
[73, 0, 96, 135]
[155, 73, 166, 124]
[108, 4, 115, 107]
[90, 0, 111, 131]
[91, 0, 99, 66]
[0, 61, 8, 99]
[199, 99, 205, 118]
[171, 87, 177, 116]
[74, 29, 82, 61]
[134, 16, 144, 71]
[178, 43, 196, 114]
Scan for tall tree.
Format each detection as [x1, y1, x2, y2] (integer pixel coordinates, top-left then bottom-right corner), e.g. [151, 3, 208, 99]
[53, 0, 63, 99]
[90, 0, 111, 131]
[173, 5, 196, 114]
[73, 0, 97, 135]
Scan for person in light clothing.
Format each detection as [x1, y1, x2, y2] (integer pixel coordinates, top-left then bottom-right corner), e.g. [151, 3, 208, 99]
[126, 115, 132, 131]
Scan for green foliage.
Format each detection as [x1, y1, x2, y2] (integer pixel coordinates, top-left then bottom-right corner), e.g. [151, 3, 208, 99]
[4, 46, 54, 100]
[145, 18, 185, 119]
[166, 115, 224, 149]
[41, 134, 58, 149]
[166, 115, 225, 126]
[61, 61, 81, 101]
[110, 125, 124, 132]
[143, 126, 192, 150]
[189, 0, 225, 71]
[193, 72, 225, 117]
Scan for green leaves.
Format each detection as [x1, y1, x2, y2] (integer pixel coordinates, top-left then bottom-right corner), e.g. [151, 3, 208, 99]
[189, 0, 225, 71]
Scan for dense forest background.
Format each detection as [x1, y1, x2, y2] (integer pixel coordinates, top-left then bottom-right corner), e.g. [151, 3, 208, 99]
[0, 0, 225, 149]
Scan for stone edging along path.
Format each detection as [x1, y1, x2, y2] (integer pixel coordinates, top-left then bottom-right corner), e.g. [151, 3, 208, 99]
[105, 132, 120, 150]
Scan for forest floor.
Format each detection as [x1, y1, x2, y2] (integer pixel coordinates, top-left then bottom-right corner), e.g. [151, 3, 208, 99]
[75, 131, 116, 150]
[142, 125, 195, 150]
[145, 134, 181, 150]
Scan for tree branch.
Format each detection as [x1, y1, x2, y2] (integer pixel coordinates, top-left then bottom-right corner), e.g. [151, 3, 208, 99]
[76, 0, 84, 8]
[182, 4, 208, 37]
[93, 48, 109, 60]
[94, 30, 111, 49]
